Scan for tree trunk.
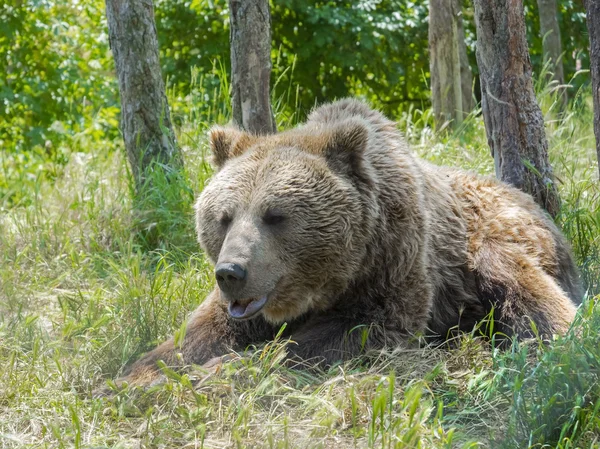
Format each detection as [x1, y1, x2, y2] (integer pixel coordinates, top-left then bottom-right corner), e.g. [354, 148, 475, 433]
[456, 0, 474, 114]
[537, 0, 566, 106]
[587, 0, 600, 179]
[105, 0, 181, 193]
[473, 0, 561, 217]
[429, 0, 463, 129]
[229, 0, 276, 135]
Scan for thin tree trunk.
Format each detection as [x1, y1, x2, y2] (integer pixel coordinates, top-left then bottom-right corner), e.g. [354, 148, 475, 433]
[229, 0, 276, 134]
[105, 0, 181, 193]
[587, 0, 600, 178]
[429, 0, 463, 129]
[537, 0, 567, 107]
[473, 0, 561, 217]
[456, 0, 474, 114]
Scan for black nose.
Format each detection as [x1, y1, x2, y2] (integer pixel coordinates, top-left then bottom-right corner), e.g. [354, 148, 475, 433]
[215, 262, 247, 295]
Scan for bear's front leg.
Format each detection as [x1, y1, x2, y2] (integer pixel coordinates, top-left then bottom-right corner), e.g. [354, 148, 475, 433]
[284, 276, 433, 367]
[111, 289, 274, 389]
[286, 311, 416, 367]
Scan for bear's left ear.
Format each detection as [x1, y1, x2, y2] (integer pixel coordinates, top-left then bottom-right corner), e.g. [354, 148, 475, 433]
[323, 119, 369, 180]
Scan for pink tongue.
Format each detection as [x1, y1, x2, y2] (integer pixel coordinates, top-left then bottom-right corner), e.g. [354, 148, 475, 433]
[228, 296, 268, 319]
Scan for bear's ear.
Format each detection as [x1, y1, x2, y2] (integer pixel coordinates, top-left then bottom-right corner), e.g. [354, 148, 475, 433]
[208, 126, 240, 169]
[323, 119, 369, 179]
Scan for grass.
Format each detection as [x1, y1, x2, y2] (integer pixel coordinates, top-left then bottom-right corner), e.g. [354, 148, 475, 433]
[1, 78, 599, 448]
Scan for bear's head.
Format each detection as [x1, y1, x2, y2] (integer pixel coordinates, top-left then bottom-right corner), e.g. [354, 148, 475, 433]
[195, 119, 379, 324]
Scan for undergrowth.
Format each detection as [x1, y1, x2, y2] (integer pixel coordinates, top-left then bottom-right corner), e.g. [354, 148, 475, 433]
[0, 75, 599, 448]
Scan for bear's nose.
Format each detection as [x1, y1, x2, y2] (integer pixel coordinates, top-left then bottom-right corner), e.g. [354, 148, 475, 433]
[215, 262, 247, 295]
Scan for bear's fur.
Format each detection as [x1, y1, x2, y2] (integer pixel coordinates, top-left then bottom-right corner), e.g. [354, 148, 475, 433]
[118, 99, 582, 387]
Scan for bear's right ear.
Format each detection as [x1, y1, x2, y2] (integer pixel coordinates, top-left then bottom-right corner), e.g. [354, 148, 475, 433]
[208, 126, 241, 170]
[208, 126, 252, 170]
[209, 126, 258, 170]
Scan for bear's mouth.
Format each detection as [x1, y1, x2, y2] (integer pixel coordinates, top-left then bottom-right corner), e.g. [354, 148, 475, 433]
[228, 295, 268, 320]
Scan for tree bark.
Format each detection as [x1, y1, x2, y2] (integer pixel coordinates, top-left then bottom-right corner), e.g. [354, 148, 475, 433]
[587, 0, 600, 178]
[473, 0, 561, 217]
[456, 0, 474, 114]
[429, 0, 463, 129]
[229, 0, 276, 135]
[105, 0, 181, 193]
[537, 0, 566, 106]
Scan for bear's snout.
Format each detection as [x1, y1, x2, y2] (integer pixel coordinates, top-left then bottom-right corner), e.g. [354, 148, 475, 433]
[215, 262, 247, 295]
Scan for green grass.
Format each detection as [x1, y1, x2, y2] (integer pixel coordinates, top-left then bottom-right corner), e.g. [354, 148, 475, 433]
[1, 82, 599, 448]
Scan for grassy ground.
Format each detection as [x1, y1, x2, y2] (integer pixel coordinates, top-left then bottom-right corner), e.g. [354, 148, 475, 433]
[1, 86, 600, 448]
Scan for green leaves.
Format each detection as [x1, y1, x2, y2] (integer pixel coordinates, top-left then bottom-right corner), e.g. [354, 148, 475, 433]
[270, 0, 430, 117]
[0, 0, 117, 154]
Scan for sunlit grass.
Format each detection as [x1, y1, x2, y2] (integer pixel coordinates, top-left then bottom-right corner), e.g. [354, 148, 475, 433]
[0, 78, 599, 448]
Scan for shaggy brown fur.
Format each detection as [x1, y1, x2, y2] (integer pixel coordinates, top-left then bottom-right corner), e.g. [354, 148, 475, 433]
[116, 99, 582, 387]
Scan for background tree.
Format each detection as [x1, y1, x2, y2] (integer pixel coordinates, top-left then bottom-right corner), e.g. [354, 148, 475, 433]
[456, 0, 474, 115]
[228, 0, 276, 134]
[588, 0, 600, 178]
[537, 0, 566, 105]
[105, 0, 182, 193]
[473, 0, 561, 217]
[428, 0, 463, 129]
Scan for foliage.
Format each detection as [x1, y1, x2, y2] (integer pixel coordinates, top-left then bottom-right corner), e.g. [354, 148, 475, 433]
[0, 0, 118, 154]
[154, 0, 230, 110]
[154, 0, 430, 118]
[523, 0, 590, 87]
[270, 0, 431, 116]
[1, 0, 594, 159]
[156, 0, 592, 119]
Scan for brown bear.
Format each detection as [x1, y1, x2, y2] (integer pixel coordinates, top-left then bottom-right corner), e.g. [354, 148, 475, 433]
[116, 99, 583, 387]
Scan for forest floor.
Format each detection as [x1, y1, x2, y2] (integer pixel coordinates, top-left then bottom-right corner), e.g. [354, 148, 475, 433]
[1, 89, 600, 448]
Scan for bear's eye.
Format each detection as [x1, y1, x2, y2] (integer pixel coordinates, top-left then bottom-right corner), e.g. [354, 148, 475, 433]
[219, 213, 232, 227]
[263, 210, 286, 226]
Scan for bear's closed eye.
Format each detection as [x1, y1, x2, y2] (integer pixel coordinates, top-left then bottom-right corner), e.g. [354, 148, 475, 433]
[263, 210, 286, 225]
[219, 214, 232, 227]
